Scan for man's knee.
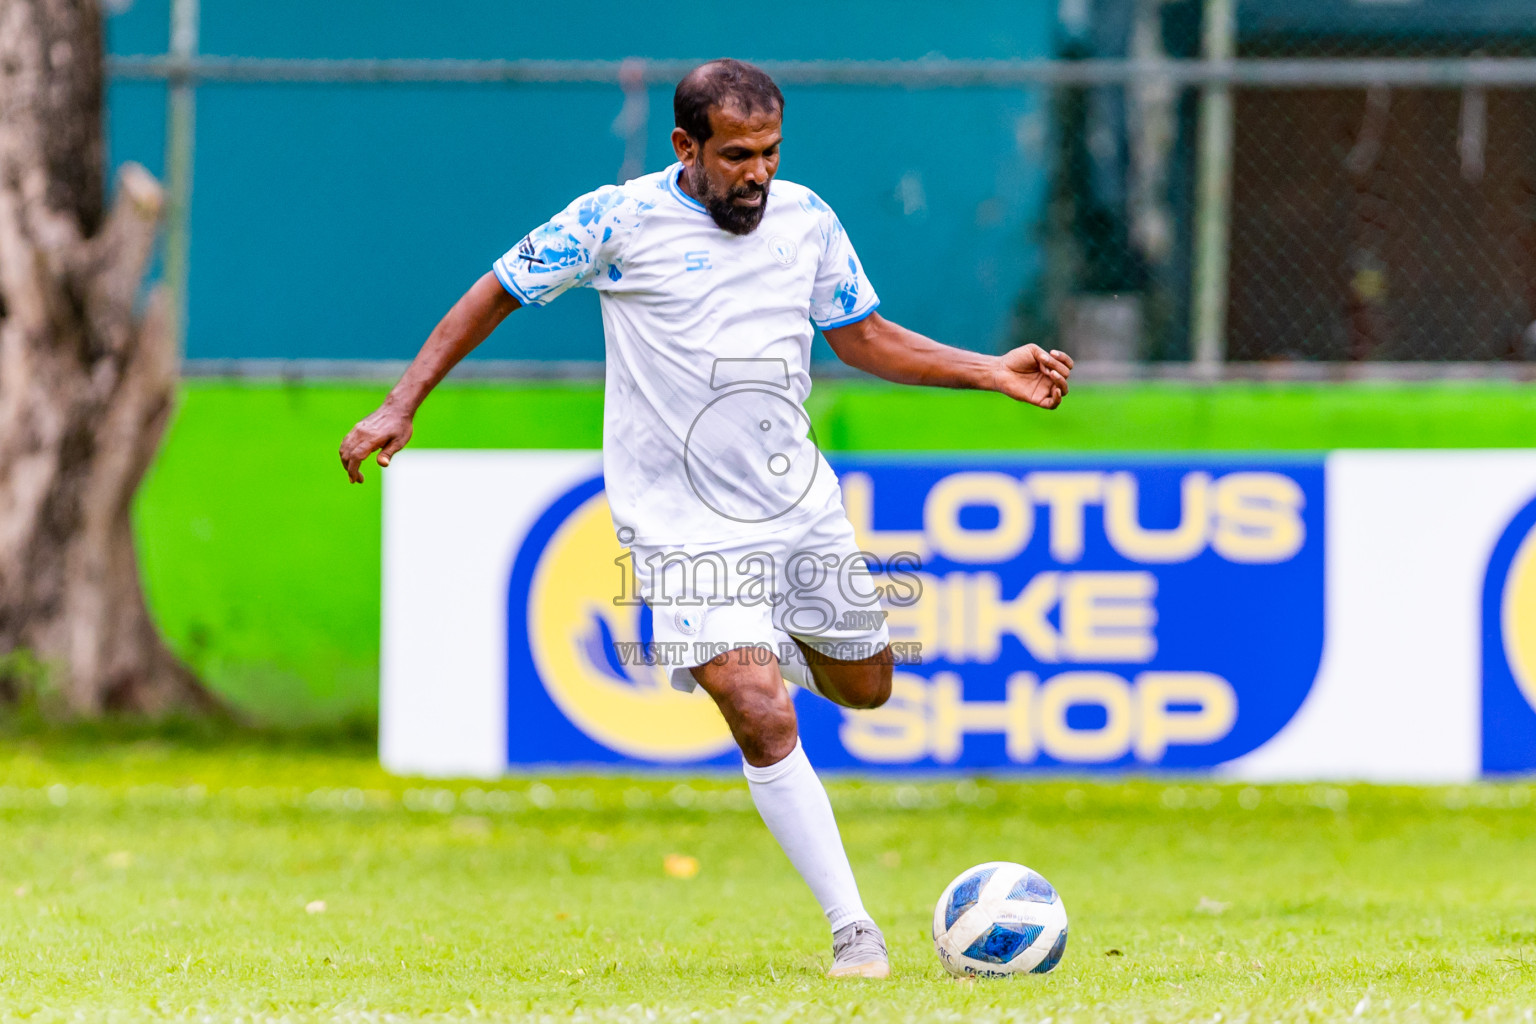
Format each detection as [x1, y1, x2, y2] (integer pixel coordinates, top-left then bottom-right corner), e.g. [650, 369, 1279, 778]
[842, 666, 893, 709]
[820, 660, 893, 710]
[721, 675, 799, 766]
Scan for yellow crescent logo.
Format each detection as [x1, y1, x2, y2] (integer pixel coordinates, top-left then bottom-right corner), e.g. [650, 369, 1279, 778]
[526, 489, 735, 762]
[1501, 519, 1536, 713]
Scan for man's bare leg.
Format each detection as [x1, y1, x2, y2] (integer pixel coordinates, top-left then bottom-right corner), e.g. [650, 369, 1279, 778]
[792, 638, 893, 711]
[690, 648, 890, 978]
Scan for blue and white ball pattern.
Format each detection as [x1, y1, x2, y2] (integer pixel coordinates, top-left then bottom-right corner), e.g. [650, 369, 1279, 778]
[932, 862, 1068, 977]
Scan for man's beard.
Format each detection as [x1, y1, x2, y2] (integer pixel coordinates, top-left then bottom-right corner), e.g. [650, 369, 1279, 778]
[691, 164, 769, 235]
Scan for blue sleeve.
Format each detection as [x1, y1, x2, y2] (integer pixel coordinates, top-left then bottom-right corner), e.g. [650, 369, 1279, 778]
[807, 194, 880, 329]
[492, 186, 632, 306]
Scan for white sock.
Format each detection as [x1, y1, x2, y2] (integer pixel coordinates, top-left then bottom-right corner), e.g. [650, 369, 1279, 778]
[743, 739, 873, 933]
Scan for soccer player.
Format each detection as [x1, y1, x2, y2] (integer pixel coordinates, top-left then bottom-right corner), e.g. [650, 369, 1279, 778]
[340, 59, 1072, 979]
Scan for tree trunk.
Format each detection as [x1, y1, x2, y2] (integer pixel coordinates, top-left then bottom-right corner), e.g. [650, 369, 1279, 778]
[0, 0, 214, 715]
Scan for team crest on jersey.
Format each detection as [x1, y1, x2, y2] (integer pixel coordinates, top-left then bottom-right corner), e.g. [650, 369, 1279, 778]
[674, 610, 703, 635]
[768, 236, 798, 266]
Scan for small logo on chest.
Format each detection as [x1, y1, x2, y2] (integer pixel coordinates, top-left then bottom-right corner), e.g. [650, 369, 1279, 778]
[768, 236, 798, 266]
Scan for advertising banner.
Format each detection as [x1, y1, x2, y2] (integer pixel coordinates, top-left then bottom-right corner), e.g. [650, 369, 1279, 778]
[381, 451, 1536, 782]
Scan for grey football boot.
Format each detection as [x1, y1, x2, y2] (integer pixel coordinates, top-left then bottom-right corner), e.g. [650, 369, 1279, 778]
[828, 920, 890, 979]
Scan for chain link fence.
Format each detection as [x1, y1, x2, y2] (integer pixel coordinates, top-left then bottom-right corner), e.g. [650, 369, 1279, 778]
[112, 0, 1536, 371]
[1037, 2, 1536, 366]
[1226, 7, 1536, 363]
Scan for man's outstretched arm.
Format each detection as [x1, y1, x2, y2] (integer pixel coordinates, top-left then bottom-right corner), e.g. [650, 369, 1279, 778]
[339, 272, 520, 482]
[821, 311, 1073, 410]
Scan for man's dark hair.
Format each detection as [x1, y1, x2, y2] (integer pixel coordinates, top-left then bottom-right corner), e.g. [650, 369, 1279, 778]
[674, 59, 785, 144]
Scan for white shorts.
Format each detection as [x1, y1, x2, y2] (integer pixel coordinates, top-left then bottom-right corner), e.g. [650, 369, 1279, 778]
[630, 491, 892, 693]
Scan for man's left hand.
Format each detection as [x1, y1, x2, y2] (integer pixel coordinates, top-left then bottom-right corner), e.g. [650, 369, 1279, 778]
[991, 344, 1074, 410]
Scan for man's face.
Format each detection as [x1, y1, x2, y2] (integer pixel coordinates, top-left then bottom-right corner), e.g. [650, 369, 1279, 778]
[672, 103, 782, 235]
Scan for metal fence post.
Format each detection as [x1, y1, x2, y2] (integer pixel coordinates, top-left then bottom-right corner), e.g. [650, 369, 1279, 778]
[613, 58, 650, 184]
[164, 0, 199, 351]
[1191, 0, 1235, 372]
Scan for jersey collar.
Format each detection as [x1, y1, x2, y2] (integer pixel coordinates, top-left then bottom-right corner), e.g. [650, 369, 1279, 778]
[665, 163, 709, 215]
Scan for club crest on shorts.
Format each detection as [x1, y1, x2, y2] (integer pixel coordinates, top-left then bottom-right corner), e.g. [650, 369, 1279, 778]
[768, 236, 798, 266]
[674, 609, 703, 635]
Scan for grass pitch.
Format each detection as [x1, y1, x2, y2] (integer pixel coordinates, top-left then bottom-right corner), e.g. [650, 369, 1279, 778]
[0, 739, 1532, 1023]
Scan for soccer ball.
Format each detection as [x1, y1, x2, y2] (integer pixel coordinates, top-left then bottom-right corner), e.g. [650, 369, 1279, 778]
[932, 861, 1068, 977]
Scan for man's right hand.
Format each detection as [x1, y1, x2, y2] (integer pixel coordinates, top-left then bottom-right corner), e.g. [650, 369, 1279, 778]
[337, 273, 520, 484]
[339, 402, 415, 483]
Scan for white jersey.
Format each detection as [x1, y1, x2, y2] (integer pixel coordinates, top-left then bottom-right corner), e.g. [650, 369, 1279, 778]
[494, 163, 880, 546]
